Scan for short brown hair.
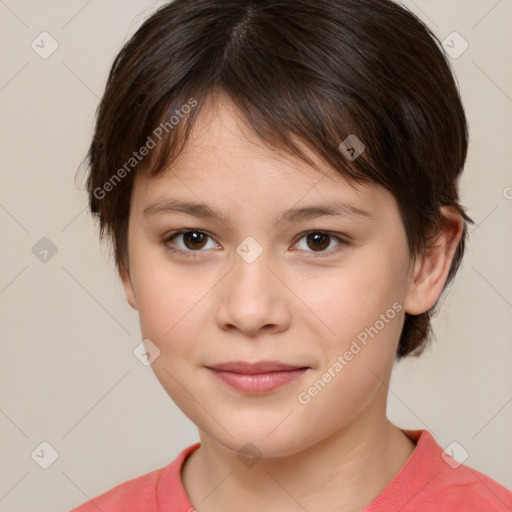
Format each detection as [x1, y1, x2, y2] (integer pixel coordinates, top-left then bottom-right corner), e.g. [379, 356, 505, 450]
[85, 0, 472, 359]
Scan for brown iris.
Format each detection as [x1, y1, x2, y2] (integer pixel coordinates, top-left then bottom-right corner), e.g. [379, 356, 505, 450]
[182, 231, 208, 250]
[305, 232, 330, 252]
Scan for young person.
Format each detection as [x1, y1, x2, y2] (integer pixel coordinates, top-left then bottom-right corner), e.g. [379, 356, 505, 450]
[71, 0, 512, 510]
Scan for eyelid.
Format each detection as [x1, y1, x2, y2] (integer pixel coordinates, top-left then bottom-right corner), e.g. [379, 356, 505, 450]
[163, 228, 350, 258]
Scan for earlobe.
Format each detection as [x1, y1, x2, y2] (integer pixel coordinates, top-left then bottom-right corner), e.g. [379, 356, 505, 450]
[120, 267, 138, 311]
[404, 207, 464, 315]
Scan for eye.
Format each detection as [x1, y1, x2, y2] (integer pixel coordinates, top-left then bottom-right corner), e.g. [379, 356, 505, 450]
[163, 229, 350, 259]
[292, 231, 348, 258]
[164, 229, 219, 257]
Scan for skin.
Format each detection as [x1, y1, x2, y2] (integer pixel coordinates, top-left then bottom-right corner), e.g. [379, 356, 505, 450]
[121, 93, 464, 512]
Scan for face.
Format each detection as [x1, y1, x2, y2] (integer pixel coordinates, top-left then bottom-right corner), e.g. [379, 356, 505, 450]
[122, 95, 415, 458]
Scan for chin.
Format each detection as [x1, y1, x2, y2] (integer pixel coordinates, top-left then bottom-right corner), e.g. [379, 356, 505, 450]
[205, 419, 316, 460]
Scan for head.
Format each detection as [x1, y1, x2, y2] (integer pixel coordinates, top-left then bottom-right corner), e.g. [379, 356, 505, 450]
[85, 0, 470, 456]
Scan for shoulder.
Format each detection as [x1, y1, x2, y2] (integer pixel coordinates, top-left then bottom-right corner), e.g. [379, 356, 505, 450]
[367, 430, 512, 512]
[425, 462, 512, 511]
[68, 442, 200, 512]
[404, 430, 512, 511]
[68, 465, 164, 512]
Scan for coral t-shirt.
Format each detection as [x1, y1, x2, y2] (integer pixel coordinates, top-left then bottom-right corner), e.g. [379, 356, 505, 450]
[69, 429, 512, 511]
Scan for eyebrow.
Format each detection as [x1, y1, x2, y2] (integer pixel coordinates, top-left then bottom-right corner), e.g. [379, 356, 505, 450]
[143, 198, 372, 228]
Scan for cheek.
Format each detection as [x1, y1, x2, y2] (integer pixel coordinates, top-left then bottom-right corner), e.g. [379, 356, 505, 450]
[294, 252, 406, 347]
[129, 234, 202, 324]
[130, 253, 227, 384]
[130, 263, 219, 432]
[136, 269, 203, 346]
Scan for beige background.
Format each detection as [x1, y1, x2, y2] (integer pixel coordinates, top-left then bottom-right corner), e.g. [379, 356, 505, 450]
[0, 1, 511, 510]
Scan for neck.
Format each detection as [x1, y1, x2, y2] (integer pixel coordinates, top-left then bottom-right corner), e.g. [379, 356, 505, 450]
[181, 408, 416, 512]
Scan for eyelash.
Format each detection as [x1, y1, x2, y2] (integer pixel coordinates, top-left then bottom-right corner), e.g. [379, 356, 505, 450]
[162, 229, 350, 259]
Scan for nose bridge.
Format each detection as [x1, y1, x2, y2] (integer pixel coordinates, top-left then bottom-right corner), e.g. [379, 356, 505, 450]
[230, 235, 275, 298]
[215, 234, 291, 334]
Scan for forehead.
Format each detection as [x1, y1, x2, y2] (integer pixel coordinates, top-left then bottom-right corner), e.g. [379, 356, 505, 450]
[131, 93, 397, 222]
[170, 93, 340, 183]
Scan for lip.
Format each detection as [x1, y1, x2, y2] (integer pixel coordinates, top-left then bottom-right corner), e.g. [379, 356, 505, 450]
[206, 361, 310, 394]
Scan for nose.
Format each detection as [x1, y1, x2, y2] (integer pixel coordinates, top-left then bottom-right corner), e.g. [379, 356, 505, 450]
[215, 247, 292, 337]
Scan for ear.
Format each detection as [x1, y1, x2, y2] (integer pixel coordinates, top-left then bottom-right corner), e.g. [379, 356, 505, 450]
[119, 267, 138, 311]
[404, 206, 464, 315]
